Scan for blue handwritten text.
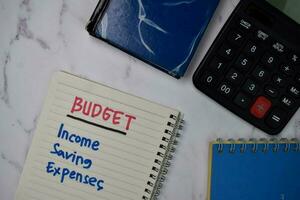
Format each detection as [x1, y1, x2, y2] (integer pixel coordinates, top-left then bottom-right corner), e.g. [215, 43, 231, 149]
[46, 161, 104, 191]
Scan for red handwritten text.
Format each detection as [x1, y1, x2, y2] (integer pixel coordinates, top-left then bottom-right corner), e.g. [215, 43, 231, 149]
[71, 96, 136, 131]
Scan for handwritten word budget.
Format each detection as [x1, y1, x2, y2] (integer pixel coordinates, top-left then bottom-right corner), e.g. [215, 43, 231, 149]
[15, 71, 184, 200]
[70, 96, 136, 132]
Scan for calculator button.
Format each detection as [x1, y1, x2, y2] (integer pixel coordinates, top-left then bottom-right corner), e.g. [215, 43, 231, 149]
[265, 85, 278, 98]
[272, 42, 285, 54]
[202, 73, 218, 87]
[226, 68, 243, 85]
[272, 74, 286, 87]
[209, 57, 227, 73]
[252, 66, 269, 82]
[261, 53, 278, 69]
[218, 82, 234, 97]
[227, 30, 244, 46]
[235, 55, 252, 72]
[218, 44, 235, 60]
[287, 53, 299, 64]
[280, 64, 294, 76]
[280, 96, 295, 108]
[288, 85, 300, 98]
[255, 30, 269, 41]
[242, 79, 259, 95]
[243, 41, 260, 57]
[250, 96, 272, 119]
[266, 108, 286, 129]
[234, 92, 251, 109]
[239, 18, 252, 30]
[295, 74, 300, 84]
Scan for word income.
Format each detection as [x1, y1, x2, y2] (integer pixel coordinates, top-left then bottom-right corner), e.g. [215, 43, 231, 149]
[57, 123, 100, 151]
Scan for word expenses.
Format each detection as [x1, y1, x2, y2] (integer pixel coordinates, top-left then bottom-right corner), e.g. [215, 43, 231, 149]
[46, 123, 104, 191]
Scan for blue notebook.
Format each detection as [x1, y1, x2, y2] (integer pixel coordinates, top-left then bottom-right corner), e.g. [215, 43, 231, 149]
[86, 0, 219, 78]
[208, 139, 300, 200]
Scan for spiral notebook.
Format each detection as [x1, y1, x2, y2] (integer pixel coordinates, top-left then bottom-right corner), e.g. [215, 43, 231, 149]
[208, 139, 300, 200]
[15, 71, 183, 200]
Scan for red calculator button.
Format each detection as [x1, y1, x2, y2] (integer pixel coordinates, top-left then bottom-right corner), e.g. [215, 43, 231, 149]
[250, 96, 272, 119]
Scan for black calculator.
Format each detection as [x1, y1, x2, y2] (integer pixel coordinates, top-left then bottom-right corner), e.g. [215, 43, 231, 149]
[193, 0, 300, 135]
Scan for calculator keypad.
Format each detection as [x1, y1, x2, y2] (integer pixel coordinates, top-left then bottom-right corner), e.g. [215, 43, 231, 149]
[234, 92, 251, 109]
[250, 96, 272, 119]
[193, 9, 300, 135]
[266, 108, 286, 129]
[218, 44, 235, 60]
[265, 85, 278, 98]
[242, 79, 259, 95]
[218, 82, 234, 97]
[226, 69, 243, 85]
[261, 53, 278, 69]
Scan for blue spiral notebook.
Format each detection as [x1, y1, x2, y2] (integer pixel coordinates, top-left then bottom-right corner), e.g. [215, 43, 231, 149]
[208, 139, 300, 200]
[86, 0, 219, 78]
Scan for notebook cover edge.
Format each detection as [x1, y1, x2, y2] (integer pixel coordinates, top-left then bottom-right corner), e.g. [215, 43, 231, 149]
[207, 142, 214, 200]
[86, 0, 110, 35]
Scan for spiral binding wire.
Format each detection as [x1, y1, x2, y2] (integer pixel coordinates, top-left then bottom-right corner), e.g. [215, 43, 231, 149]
[142, 113, 184, 200]
[216, 138, 300, 154]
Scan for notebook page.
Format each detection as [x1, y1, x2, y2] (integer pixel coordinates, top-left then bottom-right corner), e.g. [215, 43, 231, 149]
[16, 71, 180, 200]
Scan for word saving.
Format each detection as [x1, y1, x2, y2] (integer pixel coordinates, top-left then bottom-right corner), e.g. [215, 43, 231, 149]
[71, 96, 136, 131]
[46, 123, 104, 191]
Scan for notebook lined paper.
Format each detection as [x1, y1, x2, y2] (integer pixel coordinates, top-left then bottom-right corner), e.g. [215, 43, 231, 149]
[15, 71, 183, 200]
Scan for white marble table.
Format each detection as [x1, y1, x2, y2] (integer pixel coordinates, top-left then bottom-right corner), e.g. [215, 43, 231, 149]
[1, 0, 299, 200]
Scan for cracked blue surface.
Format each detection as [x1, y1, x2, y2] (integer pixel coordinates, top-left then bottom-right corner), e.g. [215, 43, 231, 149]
[95, 0, 219, 77]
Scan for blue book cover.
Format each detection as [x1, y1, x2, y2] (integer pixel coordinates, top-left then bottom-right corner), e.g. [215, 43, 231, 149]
[208, 140, 300, 200]
[87, 0, 219, 78]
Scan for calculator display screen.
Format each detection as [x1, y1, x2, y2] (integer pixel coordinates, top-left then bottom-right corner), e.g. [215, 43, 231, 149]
[267, 0, 300, 24]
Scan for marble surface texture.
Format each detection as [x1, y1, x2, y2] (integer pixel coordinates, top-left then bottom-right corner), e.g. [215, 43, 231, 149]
[0, 0, 299, 200]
